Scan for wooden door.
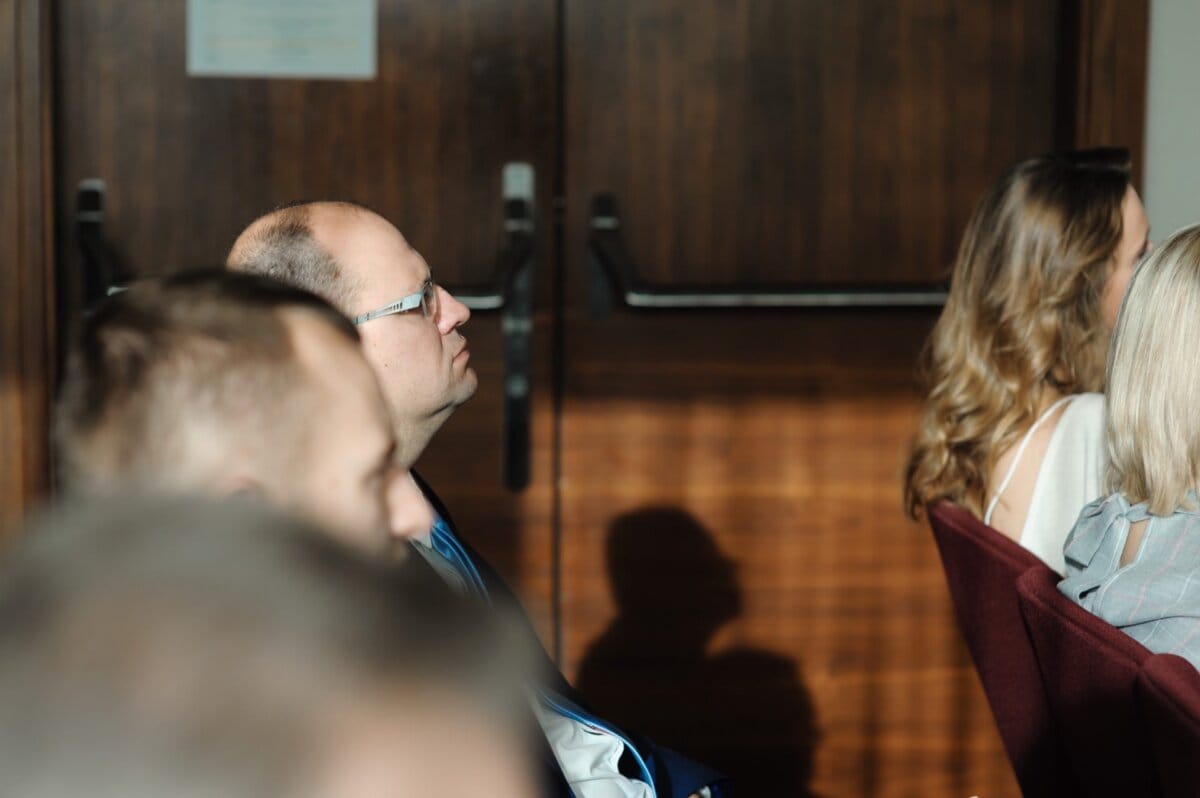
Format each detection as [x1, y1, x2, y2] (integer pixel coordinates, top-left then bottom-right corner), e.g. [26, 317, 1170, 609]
[53, 0, 560, 633]
[0, 0, 54, 537]
[560, 2, 1146, 796]
[46, 1, 1149, 795]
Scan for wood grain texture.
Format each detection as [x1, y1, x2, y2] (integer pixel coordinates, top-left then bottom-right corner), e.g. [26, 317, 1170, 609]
[45, 4, 1151, 795]
[560, 311, 1020, 797]
[565, 0, 1063, 289]
[413, 312, 558, 644]
[1068, 0, 1150, 184]
[54, 0, 557, 294]
[559, 9, 1148, 788]
[0, 0, 54, 536]
[53, 0, 560, 640]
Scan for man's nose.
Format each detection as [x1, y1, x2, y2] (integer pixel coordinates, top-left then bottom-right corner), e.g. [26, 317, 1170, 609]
[436, 285, 471, 334]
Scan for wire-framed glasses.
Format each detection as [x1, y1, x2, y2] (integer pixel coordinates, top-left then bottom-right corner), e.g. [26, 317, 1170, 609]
[352, 279, 438, 325]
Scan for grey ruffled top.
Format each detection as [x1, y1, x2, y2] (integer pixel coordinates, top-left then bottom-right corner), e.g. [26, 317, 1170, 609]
[1059, 492, 1200, 669]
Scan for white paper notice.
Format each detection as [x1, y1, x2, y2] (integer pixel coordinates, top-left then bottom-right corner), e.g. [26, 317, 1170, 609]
[187, 0, 376, 80]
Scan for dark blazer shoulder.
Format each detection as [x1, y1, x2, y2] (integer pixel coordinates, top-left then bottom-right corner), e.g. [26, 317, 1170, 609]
[411, 471, 574, 695]
[410, 471, 727, 797]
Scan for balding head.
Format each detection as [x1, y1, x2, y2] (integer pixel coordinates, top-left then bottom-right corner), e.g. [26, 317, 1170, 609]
[227, 202, 367, 313]
[229, 203, 477, 467]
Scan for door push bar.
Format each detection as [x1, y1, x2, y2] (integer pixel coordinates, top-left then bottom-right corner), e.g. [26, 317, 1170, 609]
[586, 193, 948, 313]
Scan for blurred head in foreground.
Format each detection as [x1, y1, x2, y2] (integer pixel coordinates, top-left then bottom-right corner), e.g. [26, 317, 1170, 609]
[55, 270, 401, 552]
[0, 494, 537, 798]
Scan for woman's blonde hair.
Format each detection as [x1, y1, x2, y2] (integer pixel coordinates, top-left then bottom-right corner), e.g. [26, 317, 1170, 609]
[1106, 225, 1200, 514]
[904, 149, 1131, 518]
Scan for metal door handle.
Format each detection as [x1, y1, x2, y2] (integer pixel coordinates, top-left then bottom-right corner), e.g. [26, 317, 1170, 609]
[459, 163, 536, 492]
[76, 179, 125, 307]
[586, 193, 947, 311]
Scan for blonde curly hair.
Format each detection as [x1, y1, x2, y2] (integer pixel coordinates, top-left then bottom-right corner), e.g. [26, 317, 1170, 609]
[904, 149, 1131, 519]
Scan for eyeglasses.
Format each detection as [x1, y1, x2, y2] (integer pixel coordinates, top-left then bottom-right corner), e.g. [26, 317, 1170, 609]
[353, 279, 438, 325]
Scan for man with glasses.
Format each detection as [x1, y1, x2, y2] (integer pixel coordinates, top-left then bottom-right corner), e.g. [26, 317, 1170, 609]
[228, 202, 725, 798]
[229, 201, 476, 470]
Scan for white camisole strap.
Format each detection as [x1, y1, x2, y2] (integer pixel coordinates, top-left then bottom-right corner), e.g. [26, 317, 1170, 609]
[983, 395, 1076, 526]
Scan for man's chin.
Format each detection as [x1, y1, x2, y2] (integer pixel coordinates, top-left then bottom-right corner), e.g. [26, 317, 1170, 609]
[422, 370, 480, 427]
[456, 367, 480, 404]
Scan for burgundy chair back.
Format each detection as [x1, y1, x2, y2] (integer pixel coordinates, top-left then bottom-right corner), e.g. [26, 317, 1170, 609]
[927, 501, 1079, 796]
[1137, 653, 1200, 798]
[1016, 566, 1161, 797]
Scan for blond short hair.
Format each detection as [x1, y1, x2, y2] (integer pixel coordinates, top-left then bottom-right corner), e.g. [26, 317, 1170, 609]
[55, 271, 359, 492]
[1106, 225, 1200, 514]
[0, 494, 528, 797]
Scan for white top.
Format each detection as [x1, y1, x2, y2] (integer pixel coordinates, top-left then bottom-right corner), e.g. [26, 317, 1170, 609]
[532, 698, 653, 798]
[985, 392, 1107, 575]
[411, 528, 654, 797]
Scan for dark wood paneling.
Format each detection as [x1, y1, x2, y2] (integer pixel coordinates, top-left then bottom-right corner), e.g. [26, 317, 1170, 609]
[54, 0, 560, 644]
[414, 313, 558, 641]
[0, 0, 54, 536]
[1070, 0, 1150, 183]
[559, 7, 1148, 792]
[46, 5, 1152, 796]
[565, 0, 1062, 289]
[55, 0, 556, 289]
[561, 312, 1020, 797]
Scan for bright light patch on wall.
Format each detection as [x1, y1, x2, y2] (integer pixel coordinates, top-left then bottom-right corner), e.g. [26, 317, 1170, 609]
[187, 0, 376, 80]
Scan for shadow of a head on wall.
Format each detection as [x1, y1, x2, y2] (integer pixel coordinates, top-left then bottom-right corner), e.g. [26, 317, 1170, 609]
[576, 507, 819, 798]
